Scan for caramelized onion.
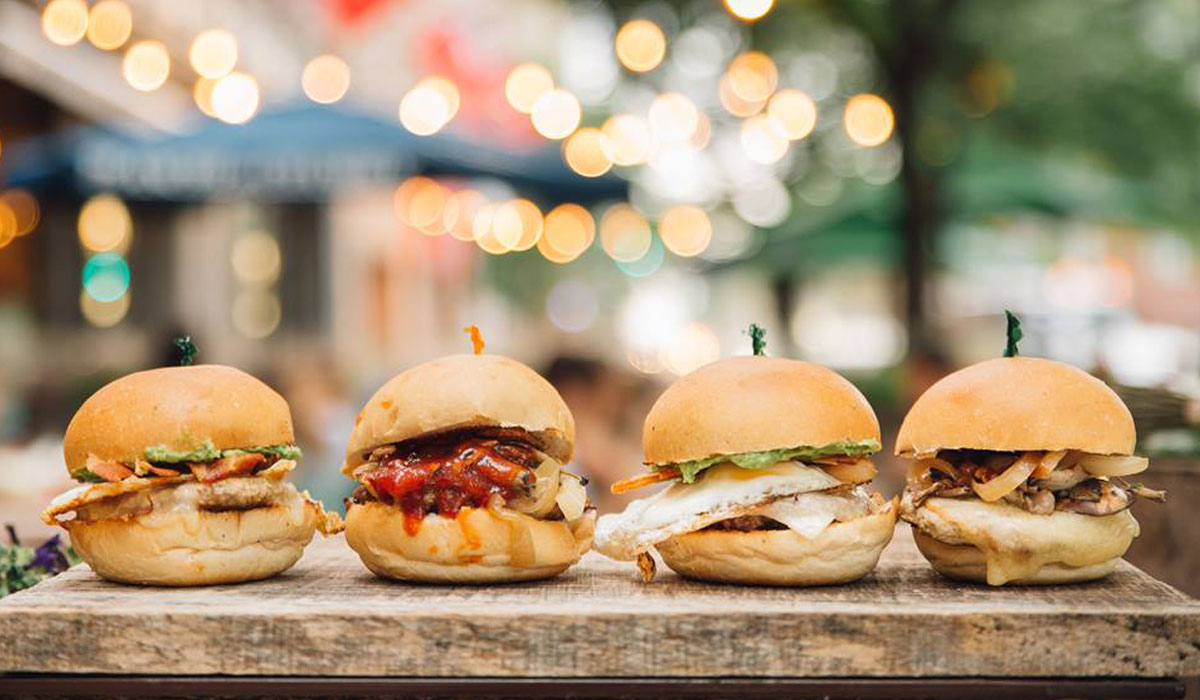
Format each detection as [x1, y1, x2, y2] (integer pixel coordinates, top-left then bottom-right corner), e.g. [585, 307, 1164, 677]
[819, 458, 877, 484]
[1031, 450, 1066, 479]
[971, 451, 1040, 502]
[555, 474, 587, 521]
[1074, 453, 1149, 477]
[508, 457, 561, 517]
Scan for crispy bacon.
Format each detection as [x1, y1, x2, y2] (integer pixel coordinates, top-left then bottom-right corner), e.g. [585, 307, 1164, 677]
[136, 460, 182, 477]
[188, 453, 267, 483]
[85, 456, 134, 482]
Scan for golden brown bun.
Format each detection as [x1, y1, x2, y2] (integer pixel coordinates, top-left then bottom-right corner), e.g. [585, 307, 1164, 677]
[654, 500, 897, 585]
[344, 502, 594, 583]
[64, 365, 294, 475]
[63, 495, 320, 586]
[643, 356, 880, 466]
[343, 354, 574, 475]
[895, 357, 1134, 457]
[912, 530, 1121, 585]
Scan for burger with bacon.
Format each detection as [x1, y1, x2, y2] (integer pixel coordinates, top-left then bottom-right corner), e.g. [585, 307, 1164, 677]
[898, 330, 1165, 585]
[342, 353, 595, 583]
[42, 364, 340, 586]
[594, 346, 898, 586]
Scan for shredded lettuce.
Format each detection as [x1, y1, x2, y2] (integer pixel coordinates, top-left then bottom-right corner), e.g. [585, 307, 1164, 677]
[661, 439, 881, 483]
[143, 441, 302, 464]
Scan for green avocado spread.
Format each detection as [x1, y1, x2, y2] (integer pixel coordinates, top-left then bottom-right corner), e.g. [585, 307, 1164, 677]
[71, 441, 302, 483]
[658, 439, 881, 483]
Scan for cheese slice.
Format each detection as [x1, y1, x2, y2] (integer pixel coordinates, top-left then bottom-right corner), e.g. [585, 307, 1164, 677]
[755, 490, 871, 540]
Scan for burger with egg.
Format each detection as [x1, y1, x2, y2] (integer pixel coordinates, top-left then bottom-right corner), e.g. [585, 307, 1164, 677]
[342, 350, 595, 583]
[41, 364, 340, 586]
[594, 336, 897, 586]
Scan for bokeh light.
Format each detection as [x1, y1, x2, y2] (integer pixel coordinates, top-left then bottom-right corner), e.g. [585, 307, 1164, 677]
[546, 279, 598, 332]
[493, 199, 542, 251]
[0, 202, 16, 250]
[302, 55, 351, 104]
[0, 190, 40, 237]
[80, 290, 130, 328]
[844, 94, 895, 147]
[443, 189, 488, 242]
[82, 252, 130, 302]
[122, 40, 170, 92]
[231, 231, 282, 285]
[472, 204, 510, 255]
[504, 63, 554, 115]
[648, 92, 699, 143]
[724, 0, 775, 21]
[600, 204, 652, 262]
[41, 0, 88, 47]
[543, 204, 595, 259]
[659, 205, 712, 257]
[78, 194, 132, 253]
[86, 0, 132, 51]
[616, 235, 664, 278]
[400, 76, 460, 135]
[211, 72, 260, 125]
[719, 74, 765, 117]
[531, 89, 581, 140]
[725, 51, 778, 104]
[232, 289, 281, 339]
[537, 233, 576, 264]
[768, 89, 817, 140]
[189, 29, 238, 79]
[741, 115, 790, 164]
[614, 19, 666, 73]
[194, 78, 218, 117]
[664, 322, 721, 375]
[563, 128, 614, 177]
[394, 177, 448, 231]
[602, 114, 653, 166]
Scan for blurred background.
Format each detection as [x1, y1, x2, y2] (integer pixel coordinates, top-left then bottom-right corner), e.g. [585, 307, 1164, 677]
[0, 0, 1198, 591]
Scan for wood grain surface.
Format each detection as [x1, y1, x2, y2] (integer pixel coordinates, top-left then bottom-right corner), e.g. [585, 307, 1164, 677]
[1, 526, 1198, 679]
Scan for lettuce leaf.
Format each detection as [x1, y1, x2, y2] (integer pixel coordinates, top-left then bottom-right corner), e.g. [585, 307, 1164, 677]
[69, 468, 106, 483]
[661, 439, 881, 483]
[143, 441, 302, 463]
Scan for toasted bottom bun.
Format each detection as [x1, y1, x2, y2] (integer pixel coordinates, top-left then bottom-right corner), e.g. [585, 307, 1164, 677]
[64, 497, 320, 586]
[654, 499, 898, 586]
[345, 502, 596, 583]
[912, 529, 1120, 585]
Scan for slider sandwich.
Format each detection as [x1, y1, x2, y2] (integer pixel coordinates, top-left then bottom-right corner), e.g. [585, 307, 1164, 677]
[42, 363, 340, 586]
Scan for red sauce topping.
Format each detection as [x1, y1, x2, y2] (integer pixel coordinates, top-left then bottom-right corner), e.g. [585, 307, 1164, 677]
[362, 433, 539, 534]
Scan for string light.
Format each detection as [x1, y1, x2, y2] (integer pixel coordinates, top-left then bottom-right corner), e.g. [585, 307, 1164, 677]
[189, 29, 238, 79]
[41, 0, 88, 47]
[542, 204, 594, 259]
[719, 74, 765, 117]
[725, 51, 777, 104]
[394, 177, 448, 231]
[563, 128, 614, 177]
[86, 0, 132, 51]
[537, 233, 576, 263]
[231, 231, 281, 285]
[0, 190, 40, 237]
[232, 289, 281, 339]
[122, 40, 170, 92]
[78, 194, 132, 254]
[211, 72, 260, 125]
[614, 19, 666, 73]
[80, 290, 130, 328]
[472, 204, 510, 255]
[724, 0, 775, 21]
[531, 89, 581, 140]
[400, 76, 459, 135]
[844, 94, 895, 146]
[302, 55, 351, 104]
[767, 89, 817, 140]
[194, 78, 218, 117]
[0, 202, 16, 250]
[741, 115, 789, 164]
[82, 252, 130, 302]
[648, 92, 699, 143]
[493, 199, 542, 251]
[504, 63, 554, 114]
[659, 205, 712, 257]
[602, 114, 653, 166]
[443, 189, 488, 242]
[599, 204, 651, 262]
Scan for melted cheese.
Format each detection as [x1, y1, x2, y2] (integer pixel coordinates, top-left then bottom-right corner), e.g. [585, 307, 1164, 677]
[756, 490, 871, 539]
[594, 461, 842, 561]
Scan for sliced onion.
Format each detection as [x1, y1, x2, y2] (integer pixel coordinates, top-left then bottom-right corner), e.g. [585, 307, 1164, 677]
[907, 461, 934, 489]
[1031, 450, 1067, 479]
[508, 457, 561, 517]
[1075, 453, 1149, 477]
[923, 457, 961, 481]
[971, 451, 1040, 502]
[820, 458, 877, 484]
[555, 474, 587, 521]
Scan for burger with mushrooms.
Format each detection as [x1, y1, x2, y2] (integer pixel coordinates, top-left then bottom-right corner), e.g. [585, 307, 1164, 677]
[594, 355, 897, 585]
[342, 354, 595, 583]
[41, 365, 340, 586]
[897, 356, 1165, 586]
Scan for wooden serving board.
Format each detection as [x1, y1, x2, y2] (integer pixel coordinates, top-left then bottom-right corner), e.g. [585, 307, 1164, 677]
[1, 527, 1199, 679]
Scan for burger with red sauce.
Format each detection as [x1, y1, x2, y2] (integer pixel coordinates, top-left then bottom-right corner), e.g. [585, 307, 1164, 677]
[342, 353, 595, 583]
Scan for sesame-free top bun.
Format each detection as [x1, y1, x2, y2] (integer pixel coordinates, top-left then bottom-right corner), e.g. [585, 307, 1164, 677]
[895, 357, 1135, 457]
[342, 354, 575, 475]
[643, 356, 880, 466]
[63, 365, 294, 475]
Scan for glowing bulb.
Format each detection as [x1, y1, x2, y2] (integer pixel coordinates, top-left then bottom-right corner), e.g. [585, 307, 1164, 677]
[767, 89, 817, 140]
[82, 252, 130, 303]
[0, 190, 40, 237]
[473, 204, 510, 255]
[531, 89, 581, 140]
[0, 203, 16, 250]
[80, 289, 130, 328]
[211, 72, 260, 125]
[719, 74, 764, 117]
[614, 19, 666, 73]
[41, 0, 88, 47]
[231, 231, 281, 285]
[724, 0, 774, 21]
[232, 289, 281, 339]
[504, 63, 554, 114]
[122, 40, 170, 92]
[648, 93, 699, 142]
[725, 51, 777, 104]
[493, 199, 542, 251]
[443, 189, 488, 242]
[602, 114, 653, 166]
[741, 115, 789, 164]
[659, 205, 712, 257]
[189, 29, 238, 79]
[844, 93, 895, 147]
[599, 204, 651, 262]
[563, 128, 613, 178]
[393, 177, 447, 231]
[543, 204, 595, 258]
[302, 55, 351, 104]
[87, 1, 132, 51]
[399, 76, 459, 135]
[78, 194, 132, 253]
[194, 78, 218, 117]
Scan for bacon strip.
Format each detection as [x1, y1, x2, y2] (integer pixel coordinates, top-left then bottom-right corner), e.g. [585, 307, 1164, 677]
[611, 468, 681, 495]
[136, 460, 182, 477]
[188, 453, 267, 483]
[85, 456, 134, 482]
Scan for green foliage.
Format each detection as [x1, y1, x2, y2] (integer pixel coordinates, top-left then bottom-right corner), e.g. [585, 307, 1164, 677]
[747, 323, 767, 356]
[174, 335, 197, 366]
[0, 533, 80, 599]
[1004, 309, 1023, 357]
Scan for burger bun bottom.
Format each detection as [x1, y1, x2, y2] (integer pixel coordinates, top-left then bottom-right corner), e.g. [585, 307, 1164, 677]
[913, 529, 1120, 585]
[655, 499, 898, 586]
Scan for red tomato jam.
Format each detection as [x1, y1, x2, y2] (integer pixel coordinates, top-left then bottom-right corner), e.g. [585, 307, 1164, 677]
[362, 433, 539, 535]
